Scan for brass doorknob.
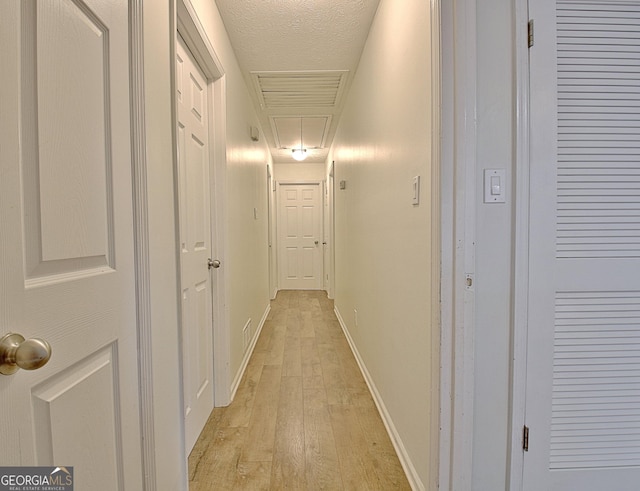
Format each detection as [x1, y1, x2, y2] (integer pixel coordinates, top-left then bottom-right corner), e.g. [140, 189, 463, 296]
[0, 333, 52, 375]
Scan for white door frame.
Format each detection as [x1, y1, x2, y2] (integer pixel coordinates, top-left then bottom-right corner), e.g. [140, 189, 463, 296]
[439, 0, 478, 489]
[267, 165, 278, 299]
[322, 179, 329, 293]
[440, 0, 533, 488]
[508, 0, 532, 488]
[129, 0, 157, 487]
[327, 162, 336, 299]
[175, 0, 231, 410]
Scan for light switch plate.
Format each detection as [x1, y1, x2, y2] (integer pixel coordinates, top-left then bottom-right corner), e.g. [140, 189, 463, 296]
[412, 176, 420, 205]
[484, 169, 506, 203]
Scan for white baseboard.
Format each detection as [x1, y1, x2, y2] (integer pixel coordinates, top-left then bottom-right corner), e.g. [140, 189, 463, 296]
[229, 303, 271, 401]
[334, 306, 425, 491]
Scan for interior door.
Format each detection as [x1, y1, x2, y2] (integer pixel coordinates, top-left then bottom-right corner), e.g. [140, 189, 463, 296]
[278, 182, 323, 290]
[523, 1, 640, 489]
[0, 1, 143, 489]
[176, 35, 215, 454]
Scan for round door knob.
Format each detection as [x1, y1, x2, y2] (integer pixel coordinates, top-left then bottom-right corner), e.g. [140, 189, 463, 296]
[0, 333, 52, 376]
[208, 258, 221, 269]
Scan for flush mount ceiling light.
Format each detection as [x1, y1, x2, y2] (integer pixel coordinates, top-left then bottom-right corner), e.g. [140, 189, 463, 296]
[292, 148, 307, 161]
[292, 117, 307, 161]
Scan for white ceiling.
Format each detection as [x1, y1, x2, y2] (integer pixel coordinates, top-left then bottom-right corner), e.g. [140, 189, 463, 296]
[215, 0, 381, 163]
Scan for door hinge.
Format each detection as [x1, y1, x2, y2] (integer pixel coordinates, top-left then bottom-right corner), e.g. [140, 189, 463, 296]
[523, 425, 530, 452]
[528, 20, 534, 48]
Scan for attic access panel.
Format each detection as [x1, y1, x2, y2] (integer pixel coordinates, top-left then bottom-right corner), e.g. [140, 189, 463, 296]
[271, 116, 331, 149]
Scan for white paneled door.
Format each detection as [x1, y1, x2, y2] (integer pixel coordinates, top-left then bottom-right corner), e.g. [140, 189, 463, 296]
[523, 1, 640, 489]
[0, 0, 143, 489]
[278, 183, 323, 290]
[176, 35, 215, 454]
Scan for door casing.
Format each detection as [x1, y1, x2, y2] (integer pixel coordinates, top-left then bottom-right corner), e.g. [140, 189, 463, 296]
[508, 0, 533, 488]
[439, 0, 477, 489]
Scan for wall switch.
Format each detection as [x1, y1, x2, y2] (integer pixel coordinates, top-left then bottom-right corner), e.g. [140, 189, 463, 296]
[412, 176, 421, 205]
[484, 169, 506, 203]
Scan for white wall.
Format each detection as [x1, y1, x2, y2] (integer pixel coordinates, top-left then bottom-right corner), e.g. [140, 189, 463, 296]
[328, 0, 437, 488]
[472, 0, 515, 489]
[274, 162, 326, 182]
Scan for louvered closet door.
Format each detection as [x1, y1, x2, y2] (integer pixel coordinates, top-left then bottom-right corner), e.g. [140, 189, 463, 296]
[523, 1, 640, 489]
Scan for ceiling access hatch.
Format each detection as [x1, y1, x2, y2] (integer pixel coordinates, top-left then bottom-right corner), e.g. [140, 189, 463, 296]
[251, 70, 349, 109]
[271, 116, 332, 149]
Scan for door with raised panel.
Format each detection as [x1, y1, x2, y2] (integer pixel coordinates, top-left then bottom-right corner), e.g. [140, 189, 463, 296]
[523, 1, 640, 489]
[278, 182, 323, 290]
[176, 34, 215, 454]
[0, 1, 143, 489]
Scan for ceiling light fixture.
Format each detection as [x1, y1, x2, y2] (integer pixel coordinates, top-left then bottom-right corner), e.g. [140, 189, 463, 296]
[292, 117, 307, 161]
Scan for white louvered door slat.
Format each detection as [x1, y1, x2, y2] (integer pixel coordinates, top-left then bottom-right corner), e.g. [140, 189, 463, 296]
[524, 1, 640, 489]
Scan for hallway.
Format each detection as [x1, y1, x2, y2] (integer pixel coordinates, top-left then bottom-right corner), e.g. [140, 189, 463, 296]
[188, 290, 410, 490]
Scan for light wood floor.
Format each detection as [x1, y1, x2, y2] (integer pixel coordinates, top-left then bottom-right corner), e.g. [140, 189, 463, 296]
[188, 290, 411, 490]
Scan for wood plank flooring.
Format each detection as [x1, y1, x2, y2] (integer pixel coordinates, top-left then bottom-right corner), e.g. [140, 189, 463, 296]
[189, 290, 411, 490]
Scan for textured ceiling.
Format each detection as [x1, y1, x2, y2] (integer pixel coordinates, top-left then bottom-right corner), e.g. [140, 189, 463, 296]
[215, 0, 381, 163]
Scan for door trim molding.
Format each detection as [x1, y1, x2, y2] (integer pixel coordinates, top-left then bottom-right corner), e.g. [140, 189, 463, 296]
[129, 1, 157, 489]
[175, 0, 231, 406]
[326, 162, 335, 299]
[267, 165, 278, 299]
[508, 0, 533, 488]
[439, 0, 477, 489]
[277, 180, 322, 185]
[430, 1, 442, 489]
